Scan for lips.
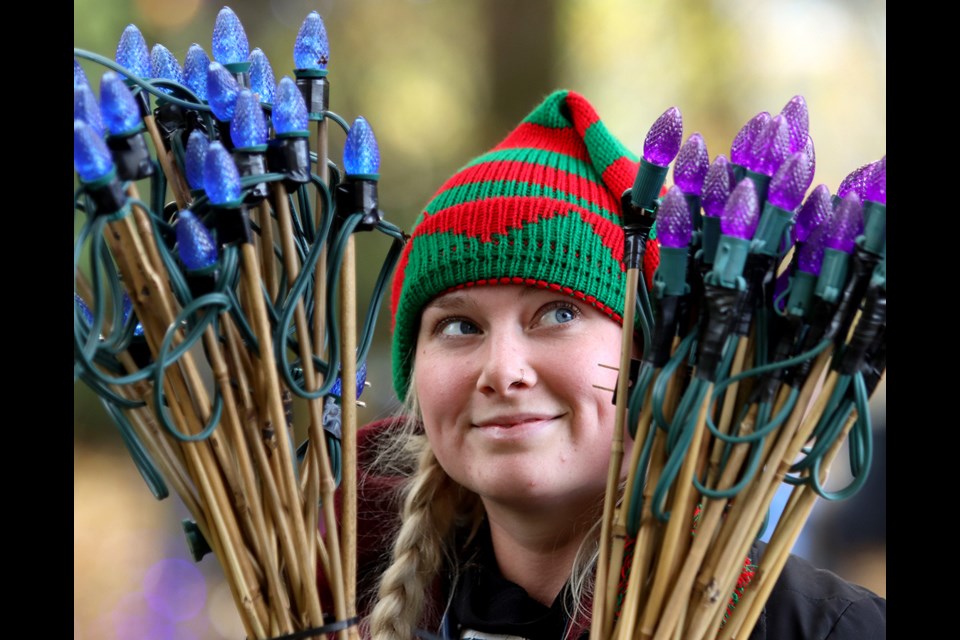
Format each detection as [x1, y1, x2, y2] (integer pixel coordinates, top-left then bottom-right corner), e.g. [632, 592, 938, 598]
[472, 413, 564, 429]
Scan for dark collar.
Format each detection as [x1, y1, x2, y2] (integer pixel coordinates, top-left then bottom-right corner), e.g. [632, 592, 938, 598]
[447, 521, 571, 640]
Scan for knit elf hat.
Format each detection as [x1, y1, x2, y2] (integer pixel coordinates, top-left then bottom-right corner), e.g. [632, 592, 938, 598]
[390, 89, 661, 398]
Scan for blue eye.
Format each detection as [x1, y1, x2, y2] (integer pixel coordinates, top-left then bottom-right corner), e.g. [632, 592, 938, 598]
[439, 319, 480, 336]
[540, 304, 578, 326]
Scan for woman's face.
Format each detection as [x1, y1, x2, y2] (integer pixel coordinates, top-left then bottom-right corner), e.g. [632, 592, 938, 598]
[414, 284, 625, 513]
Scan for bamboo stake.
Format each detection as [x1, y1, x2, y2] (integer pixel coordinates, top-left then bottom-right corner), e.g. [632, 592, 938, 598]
[725, 410, 859, 640]
[205, 321, 296, 632]
[651, 403, 760, 640]
[223, 313, 299, 624]
[339, 232, 360, 640]
[271, 184, 344, 629]
[683, 353, 836, 640]
[237, 242, 325, 625]
[637, 384, 712, 640]
[142, 113, 190, 210]
[610, 390, 657, 640]
[256, 200, 280, 302]
[707, 336, 750, 486]
[591, 267, 639, 640]
[103, 217, 274, 635]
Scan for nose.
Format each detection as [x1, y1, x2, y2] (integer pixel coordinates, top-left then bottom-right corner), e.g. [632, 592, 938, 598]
[476, 328, 536, 395]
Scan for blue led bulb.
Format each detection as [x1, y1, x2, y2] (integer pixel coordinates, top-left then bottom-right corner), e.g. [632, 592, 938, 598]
[115, 24, 152, 81]
[344, 116, 380, 176]
[203, 141, 243, 205]
[212, 6, 250, 65]
[294, 11, 330, 70]
[74, 83, 105, 137]
[75, 293, 94, 327]
[207, 62, 240, 121]
[248, 48, 276, 104]
[184, 44, 211, 101]
[74, 119, 115, 182]
[272, 76, 309, 134]
[231, 89, 268, 148]
[150, 44, 184, 95]
[330, 362, 368, 400]
[74, 59, 89, 88]
[99, 71, 143, 135]
[185, 130, 210, 190]
[121, 294, 144, 336]
[176, 210, 219, 270]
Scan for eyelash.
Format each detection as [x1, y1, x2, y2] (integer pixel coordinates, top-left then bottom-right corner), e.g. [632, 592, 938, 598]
[433, 316, 479, 337]
[537, 301, 581, 326]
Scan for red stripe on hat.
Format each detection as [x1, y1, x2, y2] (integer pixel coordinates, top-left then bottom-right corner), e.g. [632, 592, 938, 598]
[494, 122, 591, 161]
[565, 91, 602, 136]
[602, 156, 642, 200]
[436, 160, 620, 214]
[414, 195, 625, 264]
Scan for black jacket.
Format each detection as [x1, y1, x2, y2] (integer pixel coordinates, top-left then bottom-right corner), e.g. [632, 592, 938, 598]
[445, 530, 885, 640]
[749, 541, 886, 639]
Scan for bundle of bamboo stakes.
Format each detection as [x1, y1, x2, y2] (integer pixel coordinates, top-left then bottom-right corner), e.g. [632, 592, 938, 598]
[590, 105, 885, 640]
[74, 9, 404, 639]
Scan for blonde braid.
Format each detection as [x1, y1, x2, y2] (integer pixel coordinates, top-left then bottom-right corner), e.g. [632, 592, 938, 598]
[368, 444, 459, 640]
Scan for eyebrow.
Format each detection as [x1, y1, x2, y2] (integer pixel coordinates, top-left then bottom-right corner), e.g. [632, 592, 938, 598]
[427, 285, 559, 312]
[424, 291, 475, 312]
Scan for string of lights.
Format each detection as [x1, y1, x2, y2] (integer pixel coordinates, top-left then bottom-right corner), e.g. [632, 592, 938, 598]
[74, 6, 403, 639]
[591, 96, 885, 640]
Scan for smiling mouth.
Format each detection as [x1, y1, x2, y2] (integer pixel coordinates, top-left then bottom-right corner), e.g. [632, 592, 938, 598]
[472, 414, 564, 429]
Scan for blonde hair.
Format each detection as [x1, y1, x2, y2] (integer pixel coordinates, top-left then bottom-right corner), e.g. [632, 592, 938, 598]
[364, 378, 610, 639]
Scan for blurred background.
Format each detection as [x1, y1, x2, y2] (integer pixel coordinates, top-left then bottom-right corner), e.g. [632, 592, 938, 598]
[74, 0, 886, 638]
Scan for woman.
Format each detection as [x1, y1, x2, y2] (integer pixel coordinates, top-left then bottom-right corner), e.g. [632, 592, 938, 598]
[351, 90, 885, 640]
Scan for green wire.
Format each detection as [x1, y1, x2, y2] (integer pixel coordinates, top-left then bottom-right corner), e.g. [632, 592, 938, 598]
[626, 361, 656, 440]
[652, 378, 708, 522]
[650, 331, 697, 432]
[792, 373, 873, 501]
[151, 293, 231, 441]
[101, 398, 169, 500]
[74, 49, 210, 113]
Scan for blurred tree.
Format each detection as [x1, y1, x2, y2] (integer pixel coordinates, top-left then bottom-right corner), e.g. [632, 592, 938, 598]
[483, 0, 559, 143]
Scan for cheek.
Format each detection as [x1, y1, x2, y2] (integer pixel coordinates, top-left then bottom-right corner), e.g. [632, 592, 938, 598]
[414, 350, 476, 425]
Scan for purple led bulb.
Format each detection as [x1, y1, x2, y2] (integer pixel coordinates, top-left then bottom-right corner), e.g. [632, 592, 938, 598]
[824, 192, 863, 254]
[643, 106, 683, 166]
[836, 161, 874, 200]
[657, 186, 694, 248]
[794, 184, 832, 244]
[730, 112, 770, 166]
[721, 177, 760, 239]
[673, 133, 710, 196]
[767, 151, 813, 211]
[864, 156, 885, 205]
[802, 135, 816, 178]
[746, 114, 792, 177]
[701, 155, 732, 218]
[779, 95, 809, 153]
[797, 223, 828, 276]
